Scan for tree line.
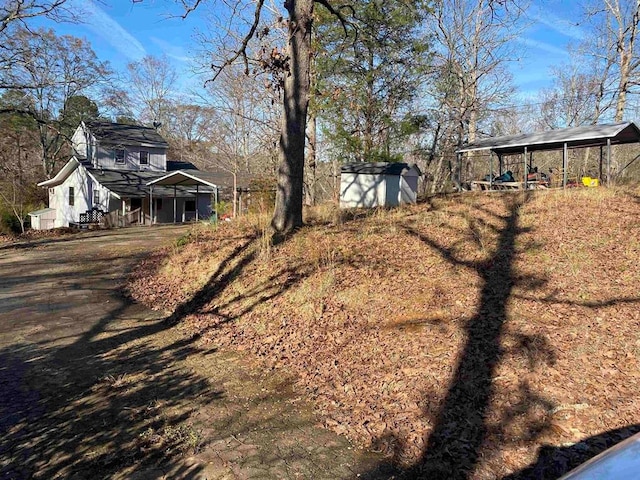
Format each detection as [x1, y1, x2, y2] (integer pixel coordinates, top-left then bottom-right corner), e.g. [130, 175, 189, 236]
[1, 0, 640, 234]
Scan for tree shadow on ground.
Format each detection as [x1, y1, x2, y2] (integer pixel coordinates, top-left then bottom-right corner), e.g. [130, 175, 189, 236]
[0, 231, 246, 479]
[357, 191, 639, 479]
[0, 303, 218, 478]
[505, 424, 640, 479]
[358, 193, 557, 479]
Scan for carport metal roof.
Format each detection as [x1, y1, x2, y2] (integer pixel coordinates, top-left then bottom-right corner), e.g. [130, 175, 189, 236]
[146, 170, 220, 189]
[455, 121, 640, 188]
[457, 122, 640, 155]
[146, 170, 220, 223]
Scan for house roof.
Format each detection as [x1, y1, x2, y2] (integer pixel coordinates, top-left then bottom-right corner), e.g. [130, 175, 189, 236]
[87, 168, 214, 199]
[37, 158, 81, 188]
[457, 122, 640, 155]
[341, 162, 420, 176]
[167, 160, 198, 171]
[39, 156, 246, 199]
[85, 121, 169, 148]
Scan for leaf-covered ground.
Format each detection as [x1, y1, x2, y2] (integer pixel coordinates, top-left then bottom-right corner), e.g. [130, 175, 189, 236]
[128, 188, 640, 479]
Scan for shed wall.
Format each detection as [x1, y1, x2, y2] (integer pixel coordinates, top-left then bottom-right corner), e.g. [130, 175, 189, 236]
[400, 175, 418, 203]
[340, 173, 386, 208]
[29, 209, 56, 230]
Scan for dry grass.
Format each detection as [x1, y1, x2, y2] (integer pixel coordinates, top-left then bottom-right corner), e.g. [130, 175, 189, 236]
[128, 188, 640, 479]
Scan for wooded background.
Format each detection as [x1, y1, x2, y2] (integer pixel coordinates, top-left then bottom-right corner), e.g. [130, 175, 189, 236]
[2, 0, 640, 233]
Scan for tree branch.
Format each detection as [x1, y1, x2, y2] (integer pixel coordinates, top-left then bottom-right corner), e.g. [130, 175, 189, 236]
[206, 0, 266, 84]
[313, 0, 355, 37]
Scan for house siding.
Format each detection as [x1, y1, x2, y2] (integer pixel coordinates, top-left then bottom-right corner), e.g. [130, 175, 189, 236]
[93, 144, 166, 171]
[71, 126, 88, 159]
[49, 166, 91, 227]
[87, 172, 116, 212]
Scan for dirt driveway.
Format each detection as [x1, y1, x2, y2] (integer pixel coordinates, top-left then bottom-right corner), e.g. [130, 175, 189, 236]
[0, 226, 384, 479]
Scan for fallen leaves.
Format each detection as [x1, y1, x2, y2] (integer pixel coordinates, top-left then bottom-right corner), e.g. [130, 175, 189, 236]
[128, 189, 640, 479]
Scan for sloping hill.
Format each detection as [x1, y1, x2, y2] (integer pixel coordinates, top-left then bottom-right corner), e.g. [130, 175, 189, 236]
[129, 188, 640, 479]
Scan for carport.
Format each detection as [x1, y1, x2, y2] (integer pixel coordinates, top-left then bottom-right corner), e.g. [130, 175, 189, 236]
[457, 122, 640, 189]
[147, 170, 219, 224]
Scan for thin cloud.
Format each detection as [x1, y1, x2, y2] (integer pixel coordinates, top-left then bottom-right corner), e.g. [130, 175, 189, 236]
[150, 36, 193, 63]
[529, 6, 586, 41]
[68, 0, 146, 61]
[516, 37, 570, 57]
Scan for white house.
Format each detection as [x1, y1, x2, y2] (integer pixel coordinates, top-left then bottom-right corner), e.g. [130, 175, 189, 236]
[32, 121, 222, 229]
[339, 162, 421, 209]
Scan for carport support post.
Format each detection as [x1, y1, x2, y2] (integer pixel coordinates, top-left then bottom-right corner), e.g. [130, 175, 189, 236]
[196, 184, 199, 222]
[215, 187, 219, 215]
[606, 137, 611, 185]
[456, 152, 462, 191]
[173, 185, 177, 224]
[523, 146, 528, 189]
[489, 151, 493, 189]
[563, 142, 568, 188]
[149, 186, 153, 226]
[498, 153, 503, 176]
[599, 146, 603, 181]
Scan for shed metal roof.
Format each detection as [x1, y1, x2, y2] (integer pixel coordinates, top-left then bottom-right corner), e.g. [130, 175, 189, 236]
[457, 122, 640, 155]
[28, 207, 56, 216]
[341, 162, 418, 175]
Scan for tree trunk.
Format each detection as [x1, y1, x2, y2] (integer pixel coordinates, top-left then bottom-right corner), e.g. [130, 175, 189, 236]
[271, 0, 313, 234]
[307, 112, 317, 205]
[615, 49, 630, 122]
[232, 171, 238, 218]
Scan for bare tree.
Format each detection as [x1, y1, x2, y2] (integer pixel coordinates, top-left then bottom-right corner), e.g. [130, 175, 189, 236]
[0, 0, 76, 74]
[145, 0, 352, 234]
[538, 67, 605, 129]
[0, 96, 43, 232]
[199, 67, 280, 215]
[0, 0, 73, 32]
[583, 0, 640, 121]
[429, 0, 523, 146]
[126, 55, 177, 128]
[1, 27, 112, 177]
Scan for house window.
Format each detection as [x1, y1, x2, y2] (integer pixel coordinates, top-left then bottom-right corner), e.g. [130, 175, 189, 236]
[93, 189, 100, 205]
[139, 151, 149, 165]
[49, 188, 54, 194]
[69, 187, 74, 206]
[114, 149, 125, 164]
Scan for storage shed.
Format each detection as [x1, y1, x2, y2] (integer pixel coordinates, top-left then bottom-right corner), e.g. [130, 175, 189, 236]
[340, 162, 421, 209]
[28, 207, 56, 230]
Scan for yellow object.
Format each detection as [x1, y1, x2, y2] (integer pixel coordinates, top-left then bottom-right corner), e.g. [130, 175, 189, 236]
[581, 176, 600, 187]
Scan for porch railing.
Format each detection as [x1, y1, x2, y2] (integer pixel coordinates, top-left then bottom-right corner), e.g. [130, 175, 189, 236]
[100, 208, 142, 228]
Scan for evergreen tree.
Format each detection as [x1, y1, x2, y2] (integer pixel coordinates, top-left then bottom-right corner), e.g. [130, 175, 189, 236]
[315, 0, 431, 163]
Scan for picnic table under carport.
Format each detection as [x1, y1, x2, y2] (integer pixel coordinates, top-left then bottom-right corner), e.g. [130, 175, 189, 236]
[456, 121, 640, 190]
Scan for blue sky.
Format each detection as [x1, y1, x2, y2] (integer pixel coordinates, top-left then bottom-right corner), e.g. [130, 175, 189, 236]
[33, 0, 208, 91]
[32, 0, 586, 100]
[514, 1, 585, 98]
